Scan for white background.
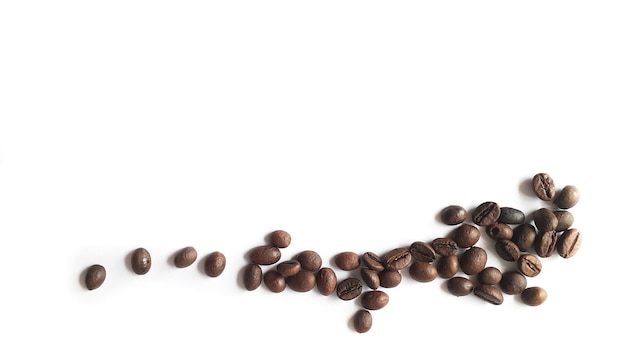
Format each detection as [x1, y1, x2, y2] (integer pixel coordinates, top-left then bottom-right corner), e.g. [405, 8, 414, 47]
[1, 1, 625, 351]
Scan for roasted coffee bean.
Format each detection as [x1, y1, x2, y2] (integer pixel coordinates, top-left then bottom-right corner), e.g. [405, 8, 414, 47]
[297, 250, 323, 271]
[554, 210, 575, 232]
[450, 223, 481, 248]
[436, 255, 459, 279]
[472, 201, 501, 227]
[486, 222, 514, 241]
[353, 310, 373, 333]
[362, 252, 385, 272]
[131, 247, 151, 275]
[459, 246, 488, 275]
[287, 270, 317, 292]
[494, 239, 521, 262]
[512, 223, 537, 252]
[204, 251, 226, 277]
[517, 253, 542, 277]
[535, 230, 558, 257]
[249, 245, 281, 265]
[499, 271, 527, 295]
[521, 286, 548, 306]
[336, 277, 363, 300]
[408, 261, 438, 282]
[268, 230, 291, 248]
[533, 208, 558, 232]
[263, 270, 286, 293]
[447, 276, 474, 296]
[174, 246, 198, 268]
[276, 260, 301, 277]
[334, 251, 361, 271]
[477, 267, 502, 285]
[361, 290, 390, 310]
[382, 247, 412, 271]
[85, 264, 106, 290]
[409, 241, 436, 262]
[379, 269, 402, 288]
[557, 228, 582, 258]
[243, 263, 263, 291]
[440, 205, 468, 225]
[360, 268, 380, 289]
[532, 173, 556, 201]
[473, 284, 504, 305]
[316, 267, 337, 296]
[431, 237, 458, 256]
[554, 185, 580, 209]
[497, 207, 525, 224]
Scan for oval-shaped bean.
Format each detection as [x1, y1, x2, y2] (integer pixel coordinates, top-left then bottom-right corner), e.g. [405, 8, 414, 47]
[131, 247, 151, 275]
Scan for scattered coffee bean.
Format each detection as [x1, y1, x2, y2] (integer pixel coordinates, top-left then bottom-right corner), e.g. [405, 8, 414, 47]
[263, 270, 286, 293]
[494, 239, 521, 262]
[362, 252, 385, 272]
[440, 205, 468, 225]
[276, 259, 301, 277]
[473, 284, 504, 305]
[360, 268, 380, 289]
[409, 241, 436, 262]
[554, 210, 575, 232]
[353, 310, 373, 333]
[450, 223, 481, 248]
[447, 276, 474, 296]
[382, 247, 412, 271]
[499, 271, 527, 295]
[486, 222, 514, 241]
[297, 250, 323, 271]
[174, 246, 198, 268]
[204, 251, 226, 277]
[243, 263, 263, 291]
[334, 251, 361, 271]
[535, 230, 558, 257]
[477, 267, 502, 285]
[408, 261, 438, 282]
[131, 247, 151, 275]
[268, 230, 291, 248]
[249, 245, 281, 265]
[497, 207, 525, 224]
[336, 277, 363, 300]
[431, 237, 458, 256]
[472, 201, 501, 227]
[554, 185, 580, 209]
[436, 255, 459, 279]
[85, 264, 106, 290]
[532, 173, 556, 201]
[533, 208, 558, 232]
[459, 246, 488, 275]
[517, 253, 542, 277]
[379, 269, 402, 288]
[521, 286, 548, 306]
[557, 228, 582, 258]
[361, 290, 390, 310]
[316, 267, 338, 296]
[512, 223, 537, 252]
[286, 270, 317, 292]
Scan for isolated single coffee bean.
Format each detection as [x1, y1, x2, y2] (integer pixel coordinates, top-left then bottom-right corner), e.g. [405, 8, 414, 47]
[174, 246, 198, 268]
[486, 222, 514, 241]
[204, 251, 226, 277]
[336, 277, 363, 300]
[408, 261, 438, 282]
[535, 230, 558, 257]
[316, 267, 337, 296]
[532, 173, 556, 201]
[334, 251, 361, 271]
[287, 270, 317, 292]
[382, 247, 412, 271]
[459, 246, 488, 275]
[362, 252, 385, 272]
[276, 259, 301, 277]
[447, 276, 474, 296]
[494, 239, 521, 262]
[436, 255, 459, 279]
[85, 264, 106, 290]
[517, 254, 542, 277]
[361, 290, 389, 310]
[557, 228, 582, 258]
[243, 263, 263, 291]
[353, 310, 373, 333]
[497, 207, 525, 224]
[533, 208, 558, 232]
[499, 271, 527, 295]
[360, 268, 380, 289]
[249, 245, 281, 265]
[450, 223, 481, 248]
[473, 284, 504, 305]
[409, 241, 436, 262]
[431, 237, 458, 256]
[554, 210, 575, 232]
[263, 270, 286, 293]
[268, 230, 291, 248]
[512, 223, 537, 252]
[131, 247, 151, 275]
[554, 185, 580, 209]
[297, 250, 323, 271]
[477, 267, 502, 285]
[440, 205, 468, 225]
[521, 286, 548, 306]
[379, 269, 402, 288]
[472, 201, 501, 227]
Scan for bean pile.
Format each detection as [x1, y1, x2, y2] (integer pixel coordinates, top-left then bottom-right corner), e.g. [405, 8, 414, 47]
[83, 172, 582, 333]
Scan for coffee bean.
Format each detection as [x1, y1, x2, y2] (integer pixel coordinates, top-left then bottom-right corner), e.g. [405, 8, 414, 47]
[316, 267, 338, 296]
[521, 286, 548, 306]
[436, 255, 459, 279]
[477, 266, 502, 285]
[533, 208, 558, 232]
[382, 247, 412, 271]
[263, 270, 286, 293]
[276, 259, 301, 277]
[472, 201, 501, 227]
[554, 185, 580, 209]
[297, 250, 322, 271]
[361, 290, 389, 310]
[409, 241, 436, 262]
[408, 261, 438, 282]
[204, 251, 226, 277]
[268, 230, 291, 248]
[360, 268, 380, 289]
[447, 276, 474, 296]
[554, 210, 575, 232]
[431, 237, 458, 256]
[557, 228, 582, 258]
[473, 284, 504, 305]
[449, 223, 481, 248]
[535, 230, 558, 257]
[131, 247, 151, 275]
[243, 263, 263, 291]
[486, 222, 514, 241]
[286, 270, 317, 292]
[85, 264, 106, 290]
[459, 246, 487, 275]
[362, 252, 385, 272]
[249, 245, 281, 265]
[334, 251, 361, 271]
[532, 173, 556, 201]
[336, 277, 363, 300]
[440, 205, 468, 225]
[174, 246, 198, 268]
[512, 223, 537, 252]
[353, 310, 373, 333]
[379, 269, 402, 288]
[517, 253, 542, 277]
[499, 271, 527, 295]
[497, 207, 525, 224]
[494, 239, 521, 261]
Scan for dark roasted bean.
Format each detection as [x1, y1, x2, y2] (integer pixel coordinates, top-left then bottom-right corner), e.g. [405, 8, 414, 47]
[249, 245, 281, 265]
[379, 269, 402, 288]
[477, 267, 502, 285]
[382, 247, 412, 271]
[409, 241, 436, 262]
[336, 277, 363, 300]
[287, 270, 317, 292]
[486, 222, 514, 241]
[533, 208, 558, 232]
[362, 252, 385, 272]
[440, 205, 468, 225]
[276, 260, 301, 277]
[499, 271, 527, 295]
[174, 246, 198, 268]
[494, 239, 521, 261]
[447, 276, 474, 296]
[436, 255, 459, 279]
[361, 290, 389, 310]
[243, 263, 263, 291]
[334, 251, 361, 271]
[408, 261, 438, 282]
[316, 267, 337, 296]
[512, 223, 537, 252]
[360, 268, 380, 289]
[131, 248, 151, 275]
[459, 246, 487, 275]
[297, 250, 322, 271]
[474, 284, 504, 305]
[268, 230, 291, 248]
[449, 223, 481, 248]
[85, 264, 106, 290]
[431, 237, 458, 256]
[204, 251, 226, 277]
[263, 270, 286, 293]
[472, 201, 501, 227]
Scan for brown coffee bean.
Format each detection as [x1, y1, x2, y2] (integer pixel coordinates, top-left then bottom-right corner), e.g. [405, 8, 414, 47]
[409, 241, 436, 262]
[436, 255, 459, 279]
[477, 267, 502, 285]
[472, 201, 501, 227]
[557, 228, 582, 258]
[532, 173, 556, 201]
[486, 222, 514, 241]
[361, 290, 389, 310]
[353, 310, 373, 333]
[334, 251, 361, 271]
[533, 208, 558, 232]
[263, 270, 286, 293]
[447, 276, 474, 296]
[85, 264, 106, 290]
[521, 286, 548, 306]
[297, 250, 322, 271]
[554, 185, 580, 209]
[473, 284, 504, 305]
[512, 223, 537, 252]
[554, 210, 575, 232]
[336, 277, 363, 300]
[408, 261, 438, 282]
[131, 247, 151, 275]
[535, 230, 558, 257]
[517, 253, 542, 277]
[494, 239, 521, 261]
[360, 268, 380, 289]
[499, 271, 527, 295]
[249, 245, 281, 265]
[174, 246, 197, 268]
[379, 269, 402, 288]
[361, 252, 385, 272]
[286, 270, 317, 292]
[382, 247, 412, 271]
[316, 267, 337, 296]
[459, 246, 487, 275]
[243, 263, 263, 291]
[268, 230, 291, 248]
[449, 223, 481, 248]
[276, 259, 301, 277]
[440, 205, 468, 225]
[204, 251, 226, 277]
[431, 237, 458, 256]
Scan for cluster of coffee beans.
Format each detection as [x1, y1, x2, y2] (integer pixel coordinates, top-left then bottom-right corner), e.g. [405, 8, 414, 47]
[84, 173, 582, 334]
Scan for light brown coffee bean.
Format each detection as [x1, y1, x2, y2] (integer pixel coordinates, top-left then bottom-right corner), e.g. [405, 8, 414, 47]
[174, 246, 197, 268]
[486, 222, 513, 241]
[361, 290, 389, 310]
[431, 237, 458, 256]
[477, 267, 502, 285]
[85, 264, 106, 290]
[353, 310, 373, 333]
[554, 185, 580, 209]
[409, 261, 438, 282]
[334, 251, 361, 271]
[268, 230, 291, 248]
[533, 208, 558, 232]
[499, 271, 527, 295]
[517, 253, 542, 277]
[276, 259, 301, 277]
[436, 255, 459, 279]
[297, 250, 323, 271]
[249, 245, 281, 265]
[361, 252, 385, 272]
[131, 247, 151, 275]
[447, 276, 474, 296]
[449, 223, 481, 248]
[336, 277, 363, 300]
[360, 268, 380, 289]
[440, 205, 468, 225]
[494, 239, 521, 262]
[316, 267, 337, 296]
[379, 269, 402, 288]
[473, 284, 504, 305]
[512, 223, 537, 252]
[243, 263, 262, 291]
[554, 210, 575, 231]
[263, 270, 286, 293]
[382, 247, 412, 271]
[521, 286, 548, 306]
[409, 241, 436, 262]
[535, 230, 558, 257]
[287, 270, 317, 292]
[459, 246, 487, 275]
[472, 201, 501, 227]
[204, 251, 226, 277]
[532, 173, 556, 201]
[557, 228, 582, 258]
